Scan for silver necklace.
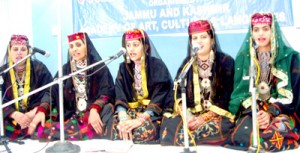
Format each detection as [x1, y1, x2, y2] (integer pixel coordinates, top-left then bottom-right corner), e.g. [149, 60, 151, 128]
[197, 59, 213, 111]
[134, 64, 143, 97]
[257, 51, 272, 100]
[15, 70, 27, 110]
[15, 71, 25, 96]
[72, 59, 88, 112]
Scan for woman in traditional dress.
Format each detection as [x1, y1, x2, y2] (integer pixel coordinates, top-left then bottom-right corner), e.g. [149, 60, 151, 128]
[160, 20, 235, 146]
[112, 29, 173, 144]
[223, 12, 300, 152]
[0, 34, 53, 139]
[32, 32, 115, 140]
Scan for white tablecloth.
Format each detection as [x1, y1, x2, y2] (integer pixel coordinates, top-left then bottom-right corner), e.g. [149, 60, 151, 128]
[0, 139, 299, 153]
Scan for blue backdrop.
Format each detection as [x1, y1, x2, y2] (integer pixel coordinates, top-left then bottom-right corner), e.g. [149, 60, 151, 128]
[31, 0, 294, 80]
[73, 0, 293, 38]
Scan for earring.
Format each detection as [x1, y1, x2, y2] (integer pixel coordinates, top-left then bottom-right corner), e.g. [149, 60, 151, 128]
[126, 52, 131, 63]
[209, 50, 215, 63]
[141, 54, 145, 62]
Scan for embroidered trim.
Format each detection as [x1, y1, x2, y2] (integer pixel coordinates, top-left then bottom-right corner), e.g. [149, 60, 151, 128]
[269, 67, 293, 104]
[192, 61, 202, 112]
[128, 99, 150, 109]
[209, 105, 235, 120]
[140, 55, 148, 99]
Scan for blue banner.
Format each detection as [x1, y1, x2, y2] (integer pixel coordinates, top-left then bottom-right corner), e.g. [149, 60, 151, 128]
[73, 0, 293, 38]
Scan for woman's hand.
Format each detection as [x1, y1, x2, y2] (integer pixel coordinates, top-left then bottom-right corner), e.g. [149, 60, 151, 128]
[118, 120, 140, 141]
[11, 111, 32, 129]
[88, 108, 103, 135]
[27, 111, 45, 135]
[117, 111, 132, 141]
[117, 112, 150, 141]
[187, 116, 204, 131]
[257, 110, 271, 129]
[25, 107, 37, 120]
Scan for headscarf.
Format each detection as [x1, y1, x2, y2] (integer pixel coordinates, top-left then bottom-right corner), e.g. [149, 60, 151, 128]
[67, 32, 102, 64]
[121, 29, 162, 100]
[229, 13, 299, 115]
[2, 35, 32, 110]
[58, 32, 114, 116]
[2, 35, 31, 65]
[116, 28, 173, 115]
[173, 19, 232, 114]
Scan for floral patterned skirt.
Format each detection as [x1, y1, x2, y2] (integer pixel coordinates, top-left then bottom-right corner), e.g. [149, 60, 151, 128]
[31, 103, 114, 141]
[3, 119, 29, 140]
[223, 114, 300, 152]
[111, 108, 161, 144]
[160, 114, 234, 146]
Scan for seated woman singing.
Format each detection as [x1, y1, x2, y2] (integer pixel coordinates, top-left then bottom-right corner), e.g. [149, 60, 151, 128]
[160, 20, 235, 146]
[112, 29, 173, 144]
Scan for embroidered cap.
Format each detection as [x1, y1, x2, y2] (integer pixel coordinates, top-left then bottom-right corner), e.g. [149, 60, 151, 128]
[10, 35, 29, 47]
[251, 13, 272, 25]
[188, 20, 212, 35]
[125, 29, 144, 41]
[68, 32, 85, 42]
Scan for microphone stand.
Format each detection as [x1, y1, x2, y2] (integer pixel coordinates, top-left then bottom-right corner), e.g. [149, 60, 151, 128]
[245, 40, 264, 153]
[0, 52, 37, 153]
[174, 56, 196, 153]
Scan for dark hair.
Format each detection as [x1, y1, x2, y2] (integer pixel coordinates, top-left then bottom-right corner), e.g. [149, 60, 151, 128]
[251, 24, 272, 30]
[189, 30, 214, 42]
[122, 29, 151, 55]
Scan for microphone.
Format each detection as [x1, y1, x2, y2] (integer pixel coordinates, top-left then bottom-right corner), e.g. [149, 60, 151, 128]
[174, 44, 199, 85]
[111, 47, 126, 59]
[29, 45, 51, 57]
[191, 43, 200, 56]
[252, 39, 259, 50]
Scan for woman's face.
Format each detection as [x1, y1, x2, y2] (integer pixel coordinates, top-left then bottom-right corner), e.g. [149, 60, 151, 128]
[252, 24, 271, 51]
[191, 31, 212, 57]
[126, 39, 144, 62]
[10, 44, 28, 66]
[69, 39, 87, 61]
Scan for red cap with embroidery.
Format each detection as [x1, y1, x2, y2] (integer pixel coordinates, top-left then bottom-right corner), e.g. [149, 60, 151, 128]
[188, 20, 212, 35]
[125, 29, 144, 41]
[10, 35, 29, 46]
[68, 32, 85, 42]
[251, 13, 272, 25]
